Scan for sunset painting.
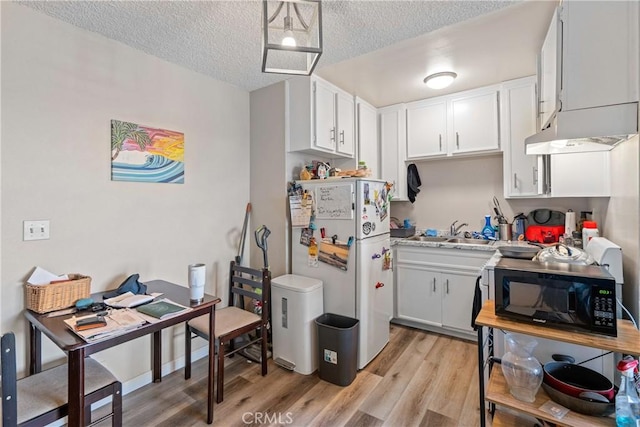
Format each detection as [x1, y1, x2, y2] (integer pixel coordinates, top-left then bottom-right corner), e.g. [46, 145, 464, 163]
[111, 120, 184, 183]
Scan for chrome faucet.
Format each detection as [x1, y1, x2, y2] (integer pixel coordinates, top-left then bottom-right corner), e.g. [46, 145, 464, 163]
[450, 220, 469, 236]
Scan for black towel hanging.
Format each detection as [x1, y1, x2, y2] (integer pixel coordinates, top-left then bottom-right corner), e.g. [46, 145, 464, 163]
[471, 275, 482, 331]
[407, 164, 421, 203]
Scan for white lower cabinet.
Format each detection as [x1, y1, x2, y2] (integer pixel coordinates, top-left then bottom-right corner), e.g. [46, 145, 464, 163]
[393, 245, 493, 339]
[396, 266, 442, 326]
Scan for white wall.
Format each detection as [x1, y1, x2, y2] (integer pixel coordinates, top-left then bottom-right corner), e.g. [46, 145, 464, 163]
[600, 137, 640, 321]
[249, 82, 288, 277]
[390, 155, 592, 233]
[1, 3, 250, 380]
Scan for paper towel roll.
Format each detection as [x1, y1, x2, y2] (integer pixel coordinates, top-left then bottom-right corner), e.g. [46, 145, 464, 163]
[565, 210, 576, 235]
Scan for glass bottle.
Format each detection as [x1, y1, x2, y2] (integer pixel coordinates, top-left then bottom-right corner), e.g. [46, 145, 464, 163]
[501, 333, 543, 403]
[616, 358, 640, 427]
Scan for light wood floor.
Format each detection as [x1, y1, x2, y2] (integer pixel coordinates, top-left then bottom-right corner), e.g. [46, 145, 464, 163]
[94, 324, 487, 426]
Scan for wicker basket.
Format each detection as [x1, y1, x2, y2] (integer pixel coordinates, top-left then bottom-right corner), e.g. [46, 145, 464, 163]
[25, 274, 91, 313]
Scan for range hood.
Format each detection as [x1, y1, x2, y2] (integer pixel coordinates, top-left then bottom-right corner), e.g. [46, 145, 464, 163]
[525, 102, 639, 155]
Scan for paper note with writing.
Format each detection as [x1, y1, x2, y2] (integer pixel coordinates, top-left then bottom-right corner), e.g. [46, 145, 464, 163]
[289, 194, 312, 227]
[315, 184, 353, 220]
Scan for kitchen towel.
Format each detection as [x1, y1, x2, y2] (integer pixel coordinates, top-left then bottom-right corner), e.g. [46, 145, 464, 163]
[407, 163, 421, 203]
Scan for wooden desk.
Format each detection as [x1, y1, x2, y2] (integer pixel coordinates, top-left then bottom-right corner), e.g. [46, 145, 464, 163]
[24, 280, 221, 426]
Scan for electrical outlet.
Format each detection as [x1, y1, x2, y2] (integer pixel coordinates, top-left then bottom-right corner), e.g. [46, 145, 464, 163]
[23, 220, 50, 241]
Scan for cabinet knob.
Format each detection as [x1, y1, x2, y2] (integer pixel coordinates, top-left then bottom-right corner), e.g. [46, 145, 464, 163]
[456, 132, 460, 149]
[445, 279, 449, 294]
[514, 173, 518, 189]
[433, 277, 436, 292]
[533, 167, 538, 185]
[330, 128, 336, 142]
[340, 130, 345, 144]
[439, 134, 442, 151]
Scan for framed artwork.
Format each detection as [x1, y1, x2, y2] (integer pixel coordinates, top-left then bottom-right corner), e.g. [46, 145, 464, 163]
[111, 120, 184, 183]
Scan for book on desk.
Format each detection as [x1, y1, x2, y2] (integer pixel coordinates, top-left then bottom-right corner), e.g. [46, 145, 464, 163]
[135, 299, 191, 320]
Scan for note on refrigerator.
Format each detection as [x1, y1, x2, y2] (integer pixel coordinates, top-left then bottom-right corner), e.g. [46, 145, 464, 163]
[289, 195, 312, 227]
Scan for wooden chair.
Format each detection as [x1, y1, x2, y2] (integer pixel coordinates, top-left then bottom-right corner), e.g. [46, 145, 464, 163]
[185, 260, 270, 403]
[1, 332, 122, 427]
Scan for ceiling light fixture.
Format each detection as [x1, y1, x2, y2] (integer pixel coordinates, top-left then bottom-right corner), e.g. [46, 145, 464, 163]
[424, 71, 457, 89]
[262, 0, 323, 76]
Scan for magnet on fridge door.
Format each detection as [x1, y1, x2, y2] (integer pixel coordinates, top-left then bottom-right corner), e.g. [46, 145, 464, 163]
[308, 237, 319, 267]
[383, 252, 392, 270]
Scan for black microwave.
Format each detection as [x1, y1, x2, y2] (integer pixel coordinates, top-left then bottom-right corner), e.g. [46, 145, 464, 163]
[494, 258, 617, 337]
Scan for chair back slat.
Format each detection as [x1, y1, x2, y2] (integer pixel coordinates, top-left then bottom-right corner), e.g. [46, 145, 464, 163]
[233, 264, 264, 277]
[232, 286, 262, 301]
[228, 261, 270, 324]
[233, 275, 264, 290]
[1, 332, 19, 426]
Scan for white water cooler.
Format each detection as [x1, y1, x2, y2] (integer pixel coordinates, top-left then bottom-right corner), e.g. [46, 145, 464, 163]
[271, 274, 323, 375]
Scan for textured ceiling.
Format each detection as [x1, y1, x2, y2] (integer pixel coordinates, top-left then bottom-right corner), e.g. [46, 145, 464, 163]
[18, 0, 520, 93]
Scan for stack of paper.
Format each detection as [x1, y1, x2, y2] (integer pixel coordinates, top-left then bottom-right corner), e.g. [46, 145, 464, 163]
[64, 309, 147, 342]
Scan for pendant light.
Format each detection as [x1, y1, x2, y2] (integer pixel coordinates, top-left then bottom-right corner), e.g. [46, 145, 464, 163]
[262, 0, 323, 76]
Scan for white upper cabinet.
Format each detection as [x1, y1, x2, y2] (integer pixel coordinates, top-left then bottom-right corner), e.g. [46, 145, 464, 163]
[550, 152, 611, 198]
[356, 97, 379, 178]
[501, 76, 611, 198]
[314, 78, 337, 152]
[538, 8, 559, 129]
[336, 91, 355, 157]
[450, 87, 500, 154]
[405, 84, 501, 160]
[406, 98, 447, 159]
[379, 104, 408, 201]
[501, 76, 543, 198]
[288, 76, 355, 158]
[538, 1, 639, 128]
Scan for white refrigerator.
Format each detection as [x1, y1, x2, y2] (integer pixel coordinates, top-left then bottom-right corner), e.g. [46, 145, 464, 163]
[292, 178, 393, 369]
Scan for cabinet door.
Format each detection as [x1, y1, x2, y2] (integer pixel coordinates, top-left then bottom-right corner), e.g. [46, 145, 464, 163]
[440, 272, 476, 333]
[539, 8, 559, 129]
[451, 90, 500, 154]
[396, 266, 441, 326]
[550, 151, 611, 197]
[379, 105, 408, 201]
[336, 92, 355, 157]
[406, 99, 447, 159]
[501, 77, 544, 198]
[313, 79, 336, 152]
[357, 99, 378, 178]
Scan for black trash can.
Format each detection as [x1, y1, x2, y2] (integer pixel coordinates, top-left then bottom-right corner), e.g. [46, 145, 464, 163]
[315, 313, 359, 386]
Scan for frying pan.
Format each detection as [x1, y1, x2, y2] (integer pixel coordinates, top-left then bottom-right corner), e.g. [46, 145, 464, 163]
[542, 383, 615, 416]
[543, 361, 615, 401]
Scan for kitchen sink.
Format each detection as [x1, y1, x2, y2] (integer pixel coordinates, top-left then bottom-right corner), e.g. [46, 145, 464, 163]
[407, 236, 449, 242]
[446, 238, 490, 245]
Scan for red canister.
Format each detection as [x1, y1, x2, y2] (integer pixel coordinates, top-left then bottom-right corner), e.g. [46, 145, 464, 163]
[525, 225, 566, 243]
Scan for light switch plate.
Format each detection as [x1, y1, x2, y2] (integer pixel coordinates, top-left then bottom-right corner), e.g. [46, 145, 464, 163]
[23, 220, 50, 241]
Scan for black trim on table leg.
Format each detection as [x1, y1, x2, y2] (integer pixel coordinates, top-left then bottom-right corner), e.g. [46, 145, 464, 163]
[207, 306, 215, 424]
[478, 325, 485, 427]
[153, 331, 162, 383]
[29, 323, 42, 375]
[67, 348, 86, 427]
